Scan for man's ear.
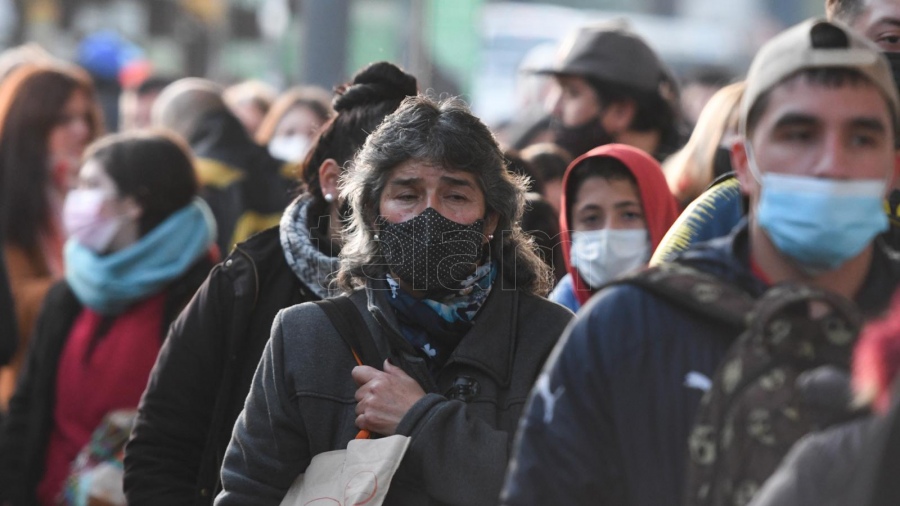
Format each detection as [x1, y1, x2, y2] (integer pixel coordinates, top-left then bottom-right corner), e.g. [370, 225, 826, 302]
[731, 140, 757, 197]
[318, 158, 341, 199]
[601, 99, 636, 134]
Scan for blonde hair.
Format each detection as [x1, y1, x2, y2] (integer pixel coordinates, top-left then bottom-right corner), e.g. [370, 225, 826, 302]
[662, 81, 744, 205]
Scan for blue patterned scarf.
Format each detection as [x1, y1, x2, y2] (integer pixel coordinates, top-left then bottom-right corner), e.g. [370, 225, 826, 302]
[386, 261, 497, 373]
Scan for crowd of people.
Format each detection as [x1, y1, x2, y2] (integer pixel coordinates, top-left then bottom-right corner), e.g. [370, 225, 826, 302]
[0, 0, 897, 505]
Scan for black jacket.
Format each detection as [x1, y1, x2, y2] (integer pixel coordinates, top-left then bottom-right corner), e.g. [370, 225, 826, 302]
[189, 110, 297, 254]
[124, 227, 315, 505]
[0, 256, 213, 506]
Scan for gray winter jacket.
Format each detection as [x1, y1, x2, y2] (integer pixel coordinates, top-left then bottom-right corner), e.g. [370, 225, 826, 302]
[215, 279, 573, 506]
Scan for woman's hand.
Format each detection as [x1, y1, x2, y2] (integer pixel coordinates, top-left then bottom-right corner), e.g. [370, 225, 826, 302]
[352, 359, 426, 435]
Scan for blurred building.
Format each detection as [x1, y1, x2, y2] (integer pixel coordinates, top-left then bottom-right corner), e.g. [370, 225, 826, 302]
[2, 0, 824, 129]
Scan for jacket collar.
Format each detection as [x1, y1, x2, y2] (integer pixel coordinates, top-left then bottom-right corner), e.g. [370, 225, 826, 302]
[674, 218, 767, 298]
[675, 219, 900, 317]
[364, 278, 519, 387]
[189, 109, 281, 176]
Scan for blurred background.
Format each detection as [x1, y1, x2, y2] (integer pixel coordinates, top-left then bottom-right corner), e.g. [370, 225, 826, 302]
[0, 0, 824, 131]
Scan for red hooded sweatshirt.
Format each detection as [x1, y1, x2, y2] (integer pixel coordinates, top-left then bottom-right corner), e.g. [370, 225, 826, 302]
[559, 144, 680, 307]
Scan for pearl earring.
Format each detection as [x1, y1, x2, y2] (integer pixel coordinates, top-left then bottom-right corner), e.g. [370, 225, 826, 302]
[488, 234, 494, 240]
[324, 193, 334, 203]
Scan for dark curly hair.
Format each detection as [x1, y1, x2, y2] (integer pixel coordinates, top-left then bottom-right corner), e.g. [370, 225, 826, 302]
[338, 95, 554, 296]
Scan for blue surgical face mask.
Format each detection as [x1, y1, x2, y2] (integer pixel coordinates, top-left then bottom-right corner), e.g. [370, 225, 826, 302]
[755, 171, 888, 273]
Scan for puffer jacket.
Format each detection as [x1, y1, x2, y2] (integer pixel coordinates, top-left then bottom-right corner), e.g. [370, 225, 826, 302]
[501, 220, 900, 506]
[215, 279, 574, 506]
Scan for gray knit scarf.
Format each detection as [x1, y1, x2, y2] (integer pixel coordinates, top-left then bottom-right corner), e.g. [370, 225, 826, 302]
[279, 195, 341, 299]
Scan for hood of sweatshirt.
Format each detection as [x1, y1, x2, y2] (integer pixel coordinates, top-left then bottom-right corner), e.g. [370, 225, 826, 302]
[559, 143, 679, 306]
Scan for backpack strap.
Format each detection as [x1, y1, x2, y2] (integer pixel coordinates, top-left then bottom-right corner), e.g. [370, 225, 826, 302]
[315, 296, 384, 440]
[606, 263, 756, 329]
[315, 296, 384, 369]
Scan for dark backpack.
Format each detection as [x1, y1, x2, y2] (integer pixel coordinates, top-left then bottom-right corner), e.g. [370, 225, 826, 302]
[612, 263, 864, 506]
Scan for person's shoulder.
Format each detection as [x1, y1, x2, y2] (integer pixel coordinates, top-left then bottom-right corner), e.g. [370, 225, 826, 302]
[793, 417, 873, 465]
[212, 227, 287, 283]
[653, 176, 745, 264]
[586, 258, 754, 325]
[268, 302, 332, 357]
[175, 252, 217, 290]
[518, 289, 575, 322]
[573, 280, 692, 351]
[271, 298, 361, 373]
[277, 298, 327, 323]
[551, 273, 574, 294]
[39, 280, 80, 317]
[754, 417, 874, 505]
[537, 283, 661, 375]
[229, 226, 284, 264]
[582, 280, 662, 316]
[276, 294, 367, 336]
[3, 242, 48, 276]
[548, 274, 578, 310]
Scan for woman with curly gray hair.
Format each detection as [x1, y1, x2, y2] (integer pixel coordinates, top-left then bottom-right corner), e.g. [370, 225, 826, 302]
[216, 95, 573, 506]
[338, 95, 553, 297]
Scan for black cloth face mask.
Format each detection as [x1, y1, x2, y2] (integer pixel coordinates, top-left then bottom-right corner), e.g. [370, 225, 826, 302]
[551, 114, 615, 158]
[377, 207, 486, 295]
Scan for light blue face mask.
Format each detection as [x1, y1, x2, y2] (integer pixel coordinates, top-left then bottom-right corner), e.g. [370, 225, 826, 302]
[756, 172, 888, 273]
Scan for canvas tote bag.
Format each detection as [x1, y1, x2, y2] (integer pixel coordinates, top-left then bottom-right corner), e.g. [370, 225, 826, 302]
[279, 297, 409, 506]
[279, 434, 410, 506]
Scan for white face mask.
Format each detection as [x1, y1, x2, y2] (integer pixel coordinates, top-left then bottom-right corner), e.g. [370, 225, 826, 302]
[570, 228, 649, 289]
[268, 135, 312, 163]
[62, 188, 126, 254]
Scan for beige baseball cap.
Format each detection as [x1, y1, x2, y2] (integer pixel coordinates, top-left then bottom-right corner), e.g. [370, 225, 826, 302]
[741, 18, 900, 134]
